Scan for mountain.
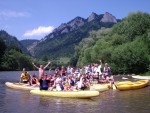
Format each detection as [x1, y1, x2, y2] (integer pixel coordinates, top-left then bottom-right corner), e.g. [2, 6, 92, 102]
[20, 39, 39, 56]
[29, 12, 121, 60]
[87, 12, 99, 22]
[0, 30, 29, 54]
[100, 12, 118, 23]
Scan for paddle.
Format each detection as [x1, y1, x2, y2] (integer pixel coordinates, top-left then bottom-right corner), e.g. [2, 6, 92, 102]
[112, 82, 117, 90]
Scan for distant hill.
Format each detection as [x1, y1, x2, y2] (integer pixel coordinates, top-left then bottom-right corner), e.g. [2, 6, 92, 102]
[0, 30, 29, 54]
[32, 12, 121, 60]
[20, 39, 39, 56]
[20, 39, 39, 48]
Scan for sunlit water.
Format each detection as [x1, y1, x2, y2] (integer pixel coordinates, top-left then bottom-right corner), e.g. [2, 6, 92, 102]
[0, 71, 150, 113]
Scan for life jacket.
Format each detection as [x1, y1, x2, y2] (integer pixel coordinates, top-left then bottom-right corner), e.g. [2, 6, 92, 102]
[62, 68, 66, 74]
[32, 78, 37, 84]
[21, 72, 30, 82]
[40, 79, 50, 89]
[104, 67, 110, 76]
[70, 79, 75, 86]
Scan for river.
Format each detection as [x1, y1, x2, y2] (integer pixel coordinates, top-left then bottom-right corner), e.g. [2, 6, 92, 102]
[0, 71, 150, 113]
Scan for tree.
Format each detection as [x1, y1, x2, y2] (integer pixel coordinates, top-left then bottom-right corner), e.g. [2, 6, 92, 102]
[1, 48, 33, 71]
[0, 38, 7, 58]
[42, 55, 49, 62]
[111, 38, 149, 74]
[0, 38, 7, 70]
[113, 12, 150, 41]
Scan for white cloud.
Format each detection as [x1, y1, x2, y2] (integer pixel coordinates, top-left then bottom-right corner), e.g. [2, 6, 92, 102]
[23, 26, 55, 37]
[0, 10, 30, 18]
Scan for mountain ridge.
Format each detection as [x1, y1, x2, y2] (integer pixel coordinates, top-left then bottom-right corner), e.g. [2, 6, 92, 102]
[0, 12, 120, 62]
[32, 12, 120, 60]
[41, 12, 119, 42]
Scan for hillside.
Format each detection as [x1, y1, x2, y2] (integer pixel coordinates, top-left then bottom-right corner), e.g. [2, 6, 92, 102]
[20, 39, 39, 48]
[20, 39, 39, 56]
[0, 30, 29, 54]
[32, 12, 120, 61]
[75, 12, 150, 74]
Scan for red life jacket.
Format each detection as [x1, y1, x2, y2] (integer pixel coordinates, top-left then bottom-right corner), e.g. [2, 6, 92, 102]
[62, 68, 66, 74]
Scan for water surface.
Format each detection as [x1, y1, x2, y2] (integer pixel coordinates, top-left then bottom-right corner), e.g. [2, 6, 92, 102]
[0, 71, 150, 113]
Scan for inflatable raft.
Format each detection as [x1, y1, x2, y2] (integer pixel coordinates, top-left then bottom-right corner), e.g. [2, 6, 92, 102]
[116, 80, 149, 91]
[30, 90, 99, 99]
[5, 82, 39, 90]
[132, 75, 150, 80]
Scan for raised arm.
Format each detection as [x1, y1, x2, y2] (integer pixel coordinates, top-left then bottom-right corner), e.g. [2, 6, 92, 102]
[44, 61, 51, 69]
[32, 62, 39, 70]
[99, 60, 102, 65]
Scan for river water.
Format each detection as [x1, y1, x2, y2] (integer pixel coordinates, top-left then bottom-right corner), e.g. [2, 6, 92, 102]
[0, 71, 150, 113]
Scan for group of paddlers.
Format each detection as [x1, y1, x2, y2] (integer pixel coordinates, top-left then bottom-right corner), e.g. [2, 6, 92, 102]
[19, 60, 115, 91]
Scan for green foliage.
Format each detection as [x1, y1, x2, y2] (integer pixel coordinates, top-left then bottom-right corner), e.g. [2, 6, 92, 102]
[0, 31, 37, 71]
[1, 49, 33, 71]
[0, 38, 7, 58]
[0, 30, 29, 54]
[76, 12, 150, 74]
[42, 55, 49, 62]
[0, 38, 7, 70]
[76, 28, 112, 65]
[70, 56, 78, 67]
[113, 12, 150, 41]
[111, 38, 149, 74]
[7, 45, 22, 53]
[20, 39, 39, 47]
[82, 48, 92, 64]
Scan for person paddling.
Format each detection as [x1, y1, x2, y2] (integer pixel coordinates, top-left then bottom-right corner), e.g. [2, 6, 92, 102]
[32, 61, 51, 79]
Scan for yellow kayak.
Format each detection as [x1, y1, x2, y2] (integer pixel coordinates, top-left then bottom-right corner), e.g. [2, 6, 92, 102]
[132, 75, 150, 80]
[116, 80, 149, 91]
[90, 84, 110, 92]
[30, 89, 99, 99]
[5, 82, 39, 90]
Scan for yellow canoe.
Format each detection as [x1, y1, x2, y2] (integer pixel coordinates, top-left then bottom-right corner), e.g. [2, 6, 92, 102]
[5, 82, 39, 90]
[116, 80, 149, 91]
[30, 89, 99, 99]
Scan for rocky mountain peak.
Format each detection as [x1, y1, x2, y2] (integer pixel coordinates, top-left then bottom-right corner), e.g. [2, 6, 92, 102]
[100, 12, 117, 23]
[52, 17, 86, 35]
[87, 12, 98, 22]
[57, 23, 68, 31]
[68, 16, 85, 29]
[41, 12, 119, 42]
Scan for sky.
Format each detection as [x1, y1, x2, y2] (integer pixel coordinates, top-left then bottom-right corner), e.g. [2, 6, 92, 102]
[0, 0, 150, 40]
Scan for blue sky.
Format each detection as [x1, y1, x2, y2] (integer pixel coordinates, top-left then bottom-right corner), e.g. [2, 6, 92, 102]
[0, 0, 150, 40]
